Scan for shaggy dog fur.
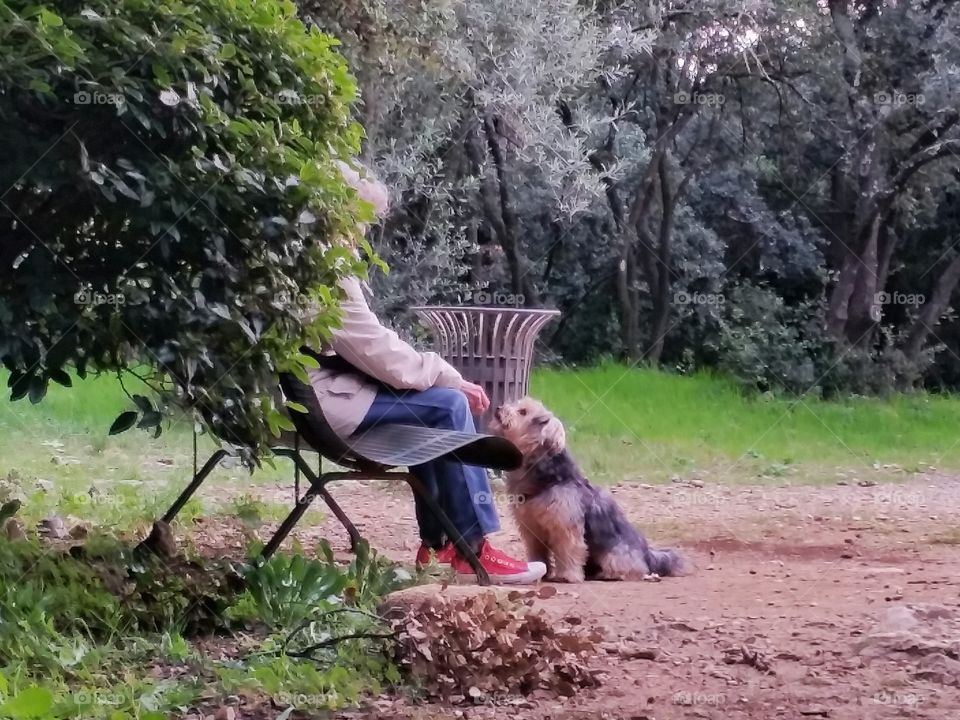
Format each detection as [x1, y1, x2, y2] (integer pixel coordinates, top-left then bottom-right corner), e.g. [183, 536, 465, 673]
[488, 397, 687, 583]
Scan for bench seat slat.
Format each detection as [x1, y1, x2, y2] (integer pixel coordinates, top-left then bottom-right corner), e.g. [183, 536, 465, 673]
[346, 424, 521, 470]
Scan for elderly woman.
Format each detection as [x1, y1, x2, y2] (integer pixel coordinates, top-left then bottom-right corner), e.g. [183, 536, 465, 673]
[307, 162, 546, 585]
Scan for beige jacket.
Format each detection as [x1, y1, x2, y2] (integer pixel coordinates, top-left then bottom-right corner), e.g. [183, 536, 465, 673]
[308, 276, 463, 438]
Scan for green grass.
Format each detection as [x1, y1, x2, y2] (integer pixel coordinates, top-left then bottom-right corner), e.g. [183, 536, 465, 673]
[3, 364, 960, 525]
[531, 364, 960, 483]
[0, 371, 294, 531]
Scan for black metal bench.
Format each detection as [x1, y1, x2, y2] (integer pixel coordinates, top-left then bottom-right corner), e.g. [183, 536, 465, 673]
[144, 364, 522, 586]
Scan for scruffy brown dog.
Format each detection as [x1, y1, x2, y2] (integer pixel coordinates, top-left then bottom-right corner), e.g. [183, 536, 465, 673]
[489, 397, 686, 583]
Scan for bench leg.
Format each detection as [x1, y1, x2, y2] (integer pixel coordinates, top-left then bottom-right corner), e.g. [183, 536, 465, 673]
[402, 474, 490, 586]
[261, 454, 359, 559]
[134, 448, 229, 557]
[272, 448, 362, 553]
[161, 449, 229, 524]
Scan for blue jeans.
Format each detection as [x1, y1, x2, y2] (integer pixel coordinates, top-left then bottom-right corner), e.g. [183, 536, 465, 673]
[355, 387, 501, 547]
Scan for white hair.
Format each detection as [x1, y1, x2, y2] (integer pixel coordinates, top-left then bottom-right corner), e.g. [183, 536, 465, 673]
[335, 160, 390, 218]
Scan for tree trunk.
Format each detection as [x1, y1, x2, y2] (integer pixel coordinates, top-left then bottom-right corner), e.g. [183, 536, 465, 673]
[645, 156, 676, 363]
[482, 114, 539, 306]
[616, 241, 641, 359]
[845, 213, 882, 345]
[903, 253, 960, 361]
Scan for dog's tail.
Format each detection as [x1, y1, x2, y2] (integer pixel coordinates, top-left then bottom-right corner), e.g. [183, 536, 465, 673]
[645, 547, 688, 577]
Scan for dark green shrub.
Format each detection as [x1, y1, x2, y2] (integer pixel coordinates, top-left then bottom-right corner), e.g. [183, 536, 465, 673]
[710, 284, 819, 395]
[0, 0, 369, 457]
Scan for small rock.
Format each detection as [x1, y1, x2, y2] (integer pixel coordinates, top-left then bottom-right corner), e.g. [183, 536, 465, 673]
[908, 603, 953, 620]
[623, 647, 658, 660]
[38, 516, 68, 539]
[914, 653, 960, 686]
[2, 518, 26, 540]
[35, 479, 55, 493]
[140, 520, 177, 558]
[213, 708, 236, 720]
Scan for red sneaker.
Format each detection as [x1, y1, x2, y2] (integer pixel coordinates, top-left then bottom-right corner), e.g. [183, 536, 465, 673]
[451, 539, 547, 585]
[415, 542, 456, 569]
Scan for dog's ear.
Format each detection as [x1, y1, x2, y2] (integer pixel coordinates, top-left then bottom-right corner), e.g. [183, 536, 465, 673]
[538, 415, 566, 453]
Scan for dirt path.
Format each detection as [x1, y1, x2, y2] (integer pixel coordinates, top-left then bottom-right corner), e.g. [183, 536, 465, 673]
[199, 475, 960, 719]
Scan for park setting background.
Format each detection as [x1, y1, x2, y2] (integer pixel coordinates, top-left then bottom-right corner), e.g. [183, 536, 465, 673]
[2, 1, 960, 719]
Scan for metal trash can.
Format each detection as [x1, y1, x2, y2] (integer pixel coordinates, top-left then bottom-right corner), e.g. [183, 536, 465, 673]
[412, 305, 560, 428]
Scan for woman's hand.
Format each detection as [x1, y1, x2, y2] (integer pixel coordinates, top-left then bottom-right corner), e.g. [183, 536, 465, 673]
[459, 380, 490, 416]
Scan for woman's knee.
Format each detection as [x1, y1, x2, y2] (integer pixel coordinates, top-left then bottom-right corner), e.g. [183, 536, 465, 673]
[430, 388, 472, 430]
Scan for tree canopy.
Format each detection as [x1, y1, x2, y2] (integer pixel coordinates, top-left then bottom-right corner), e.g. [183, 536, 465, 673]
[0, 0, 371, 456]
[304, 0, 960, 395]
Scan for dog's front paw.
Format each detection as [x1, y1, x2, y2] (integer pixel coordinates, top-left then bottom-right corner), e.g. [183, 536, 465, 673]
[545, 572, 584, 584]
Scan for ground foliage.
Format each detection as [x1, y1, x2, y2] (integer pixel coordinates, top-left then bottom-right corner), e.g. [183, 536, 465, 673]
[388, 587, 601, 701]
[0, 514, 410, 719]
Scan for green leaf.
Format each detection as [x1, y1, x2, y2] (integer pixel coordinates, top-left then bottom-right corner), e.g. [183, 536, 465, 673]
[109, 410, 139, 435]
[28, 376, 47, 404]
[159, 88, 180, 106]
[219, 43, 237, 60]
[10, 377, 30, 401]
[39, 9, 63, 27]
[112, 177, 139, 201]
[297, 351, 320, 369]
[0, 501, 20, 523]
[48, 368, 72, 387]
[284, 400, 307, 414]
[28, 78, 52, 94]
[289, 363, 311, 384]
[137, 410, 162, 429]
[1, 686, 54, 718]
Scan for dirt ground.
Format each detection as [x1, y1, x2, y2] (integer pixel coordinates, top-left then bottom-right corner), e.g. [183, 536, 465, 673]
[199, 474, 960, 719]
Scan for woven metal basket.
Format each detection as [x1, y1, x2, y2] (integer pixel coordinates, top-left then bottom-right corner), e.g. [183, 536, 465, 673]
[412, 305, 559, 428]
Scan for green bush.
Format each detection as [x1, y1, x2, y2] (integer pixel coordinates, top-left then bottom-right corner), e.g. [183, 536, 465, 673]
[712, 284, 819, 395]
[0, 0, 368, 458]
